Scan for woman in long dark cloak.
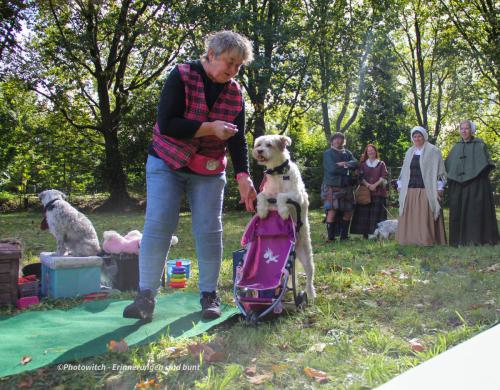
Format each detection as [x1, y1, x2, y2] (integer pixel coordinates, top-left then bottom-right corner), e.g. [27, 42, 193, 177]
[445, 120, 499, 246]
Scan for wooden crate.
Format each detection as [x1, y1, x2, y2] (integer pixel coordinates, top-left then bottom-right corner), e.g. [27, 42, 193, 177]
[0, 240, 22, 306]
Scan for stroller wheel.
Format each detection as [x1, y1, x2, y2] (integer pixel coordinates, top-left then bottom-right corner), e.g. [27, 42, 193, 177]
[295, 291, 308, 310]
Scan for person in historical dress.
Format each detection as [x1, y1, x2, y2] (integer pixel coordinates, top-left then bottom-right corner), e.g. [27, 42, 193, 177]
[321, 133, 359, 241]
[396, 126, 447, 246]
[350, 144, 388, 238]
[445, 120, 498, 246]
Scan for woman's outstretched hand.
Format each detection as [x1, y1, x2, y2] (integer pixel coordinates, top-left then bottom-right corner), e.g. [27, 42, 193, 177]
[237, 175, 257, 212]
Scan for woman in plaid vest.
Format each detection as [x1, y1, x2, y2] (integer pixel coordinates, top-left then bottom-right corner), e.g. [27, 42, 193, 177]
[124, 31, 256, 322]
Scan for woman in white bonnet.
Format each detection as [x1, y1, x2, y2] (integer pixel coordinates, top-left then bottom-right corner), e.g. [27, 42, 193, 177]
[396, 126, 447, 246]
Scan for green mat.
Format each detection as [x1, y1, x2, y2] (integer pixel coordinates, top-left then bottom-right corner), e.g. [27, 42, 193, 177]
[0, 292, 238, 378]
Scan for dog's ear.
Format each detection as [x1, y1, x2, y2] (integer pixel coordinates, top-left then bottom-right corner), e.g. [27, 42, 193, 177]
[278, 136, 292, 151]
[57, 190, 67, 200]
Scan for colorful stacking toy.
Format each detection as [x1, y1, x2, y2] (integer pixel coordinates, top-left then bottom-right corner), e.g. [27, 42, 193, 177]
[169, 261, 187, 288]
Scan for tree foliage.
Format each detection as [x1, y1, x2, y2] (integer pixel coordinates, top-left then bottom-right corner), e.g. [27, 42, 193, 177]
[0, 0, 497, 208]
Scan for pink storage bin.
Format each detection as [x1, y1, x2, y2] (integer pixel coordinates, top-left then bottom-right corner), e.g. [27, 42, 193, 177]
[16, 296, 39, 309]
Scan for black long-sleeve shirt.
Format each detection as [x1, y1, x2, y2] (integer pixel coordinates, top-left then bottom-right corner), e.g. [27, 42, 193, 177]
[148, 60, 249, 175]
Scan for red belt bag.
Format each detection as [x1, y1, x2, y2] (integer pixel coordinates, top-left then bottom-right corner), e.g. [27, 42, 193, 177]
[187, 153, 227, 175]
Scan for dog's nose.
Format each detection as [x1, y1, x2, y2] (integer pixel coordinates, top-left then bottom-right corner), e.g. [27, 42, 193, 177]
[257, 149, 263, 155]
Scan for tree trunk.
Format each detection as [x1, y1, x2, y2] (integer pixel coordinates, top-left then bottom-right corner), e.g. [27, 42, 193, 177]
[321, 100, 332, 142]
[252, 105, 266, 189]
[101, 127, 133, 209]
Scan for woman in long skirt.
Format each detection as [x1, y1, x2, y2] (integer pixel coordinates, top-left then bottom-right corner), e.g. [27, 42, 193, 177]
[350, 144, 388, 238]
[396, 126, 447, 246]
[445, 120, 498, 246]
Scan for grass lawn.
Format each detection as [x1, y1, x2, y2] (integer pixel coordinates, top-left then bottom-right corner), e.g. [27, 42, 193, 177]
[0, 208, 499, 389]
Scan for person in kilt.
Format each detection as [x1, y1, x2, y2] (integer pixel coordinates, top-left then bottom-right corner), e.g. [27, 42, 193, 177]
[322, 133, 359, 241]
[350, 144, 388, 238]
[124, 31, 257, 322]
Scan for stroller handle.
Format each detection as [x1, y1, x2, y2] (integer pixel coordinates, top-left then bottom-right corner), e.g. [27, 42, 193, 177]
[267, 198, 303, 232]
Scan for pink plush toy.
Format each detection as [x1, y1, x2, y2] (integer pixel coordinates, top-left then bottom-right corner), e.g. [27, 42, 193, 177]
[102, 230, 178, 255]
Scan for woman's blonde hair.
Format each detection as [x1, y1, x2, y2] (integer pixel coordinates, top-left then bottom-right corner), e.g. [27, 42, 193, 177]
[202, 31, 254, 65]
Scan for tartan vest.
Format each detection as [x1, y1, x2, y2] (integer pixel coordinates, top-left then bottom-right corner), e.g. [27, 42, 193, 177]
[152, 63, 243, 171]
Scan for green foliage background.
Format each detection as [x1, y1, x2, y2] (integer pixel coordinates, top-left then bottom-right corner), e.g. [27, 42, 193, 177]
[0, 0, 498, 206]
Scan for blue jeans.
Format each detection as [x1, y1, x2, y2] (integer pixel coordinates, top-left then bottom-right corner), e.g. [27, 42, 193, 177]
[139, 155, 226, 294]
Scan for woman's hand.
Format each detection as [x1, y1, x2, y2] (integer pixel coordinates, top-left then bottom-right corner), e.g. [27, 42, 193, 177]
[237, 175, 257, 212]
[211, 120, 238, 140]
[437, 190, 444, 201]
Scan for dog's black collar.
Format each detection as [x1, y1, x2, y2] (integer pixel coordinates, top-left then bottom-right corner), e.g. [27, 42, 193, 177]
[44, 199, 60, 211]
[265, 159, 290, 175]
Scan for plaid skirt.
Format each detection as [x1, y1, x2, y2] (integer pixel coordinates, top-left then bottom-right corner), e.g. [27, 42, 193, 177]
[321, 184, 355, 212]
[350, 195, 387, 235]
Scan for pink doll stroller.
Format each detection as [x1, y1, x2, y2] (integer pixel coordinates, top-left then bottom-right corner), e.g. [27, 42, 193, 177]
[233, 199, 308, 325]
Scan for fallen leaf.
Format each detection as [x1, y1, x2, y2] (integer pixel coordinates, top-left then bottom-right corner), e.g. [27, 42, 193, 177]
[409, 338, 426, 352]
[330, 264, 343, 272]
[482, 263, 500, 273]
[247, 372, 273, 385]
[108, 339, 129, 353]
[469, 303, 487, 310]
[16, 376, 33, 388]
[309, 343, 327, 353]
[135, 378, 160, 389]
[20, 356, 32, 365]
[164, 346, 185, 358]
[244, 365, 257, 376]
[380, 268, 398, 276]
[206, 350, 225, 363]
[304, 367, 329, 383]
[187, 342, 224, 364]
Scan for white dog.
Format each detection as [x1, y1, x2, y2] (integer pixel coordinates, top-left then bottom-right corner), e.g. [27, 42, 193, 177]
[253, 135, 316, 299]
[370, 219, 398, 240]
[38, 189, 101, 256]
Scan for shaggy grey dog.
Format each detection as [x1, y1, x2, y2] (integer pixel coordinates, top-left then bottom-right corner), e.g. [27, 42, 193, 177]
[38, 189, 101, 256]
[370, 219, 398, 240]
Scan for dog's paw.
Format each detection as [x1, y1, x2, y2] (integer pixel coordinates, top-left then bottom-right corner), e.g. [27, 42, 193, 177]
[277, 206, 290, 220]
[276, 194, 290, 220]
[257, 205, 269, 219]
[256, 193, 269, 219]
